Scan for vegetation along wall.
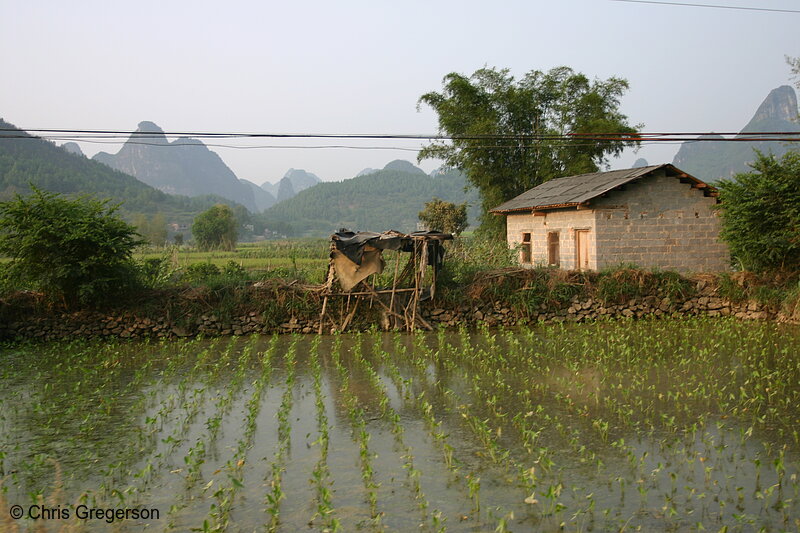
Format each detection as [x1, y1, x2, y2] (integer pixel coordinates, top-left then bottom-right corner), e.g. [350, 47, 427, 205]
[1, 269, 795, 342]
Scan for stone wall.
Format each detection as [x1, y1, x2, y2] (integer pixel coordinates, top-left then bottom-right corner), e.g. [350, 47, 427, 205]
[0, 276, 790, 342]
[422, 285, 775, 329]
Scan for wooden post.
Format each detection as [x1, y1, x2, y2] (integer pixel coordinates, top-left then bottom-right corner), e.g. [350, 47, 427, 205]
[317, 260, 335, 334]
[340, 294, 360, 332]
[388, 250, 401, 329]
[411, 238, 419, 331]
[318, 295, 328, 334]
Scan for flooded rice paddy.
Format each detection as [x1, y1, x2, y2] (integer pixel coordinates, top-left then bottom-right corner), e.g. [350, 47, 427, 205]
[1, 318, 800, 532]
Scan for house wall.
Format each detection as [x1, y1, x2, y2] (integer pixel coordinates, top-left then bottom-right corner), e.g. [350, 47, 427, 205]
[591, 169, 729, 272]
[505, 169, 730, 273]
[506, 210, 596, 270]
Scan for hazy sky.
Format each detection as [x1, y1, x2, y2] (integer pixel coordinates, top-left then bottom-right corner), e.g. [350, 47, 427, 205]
[2, 0, 798, 185]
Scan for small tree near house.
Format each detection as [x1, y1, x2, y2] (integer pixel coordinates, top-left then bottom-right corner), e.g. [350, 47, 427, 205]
[418, 197, 468, 235]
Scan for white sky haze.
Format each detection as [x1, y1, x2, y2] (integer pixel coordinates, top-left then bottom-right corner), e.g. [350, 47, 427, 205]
[1, 0, 798, 184]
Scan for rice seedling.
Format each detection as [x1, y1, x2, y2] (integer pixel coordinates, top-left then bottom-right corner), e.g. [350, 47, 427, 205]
[308, 335, 341, 532]
[205, 336, 277, 531]
[264, 337, 297, 531]
[355, 332, 441, 529]
[2, 317, 800, 531]
[330, 333, 382, 524]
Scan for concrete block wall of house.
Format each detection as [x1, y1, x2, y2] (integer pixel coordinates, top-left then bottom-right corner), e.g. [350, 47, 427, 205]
[591, 170, 729, 272]
[507, 210, 596, 270]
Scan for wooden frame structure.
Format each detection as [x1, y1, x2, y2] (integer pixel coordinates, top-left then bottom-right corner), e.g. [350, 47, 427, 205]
[318, 230, 452, 333]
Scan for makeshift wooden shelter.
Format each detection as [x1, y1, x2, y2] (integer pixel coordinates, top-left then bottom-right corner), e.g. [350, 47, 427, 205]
[318, 229, 452, 332]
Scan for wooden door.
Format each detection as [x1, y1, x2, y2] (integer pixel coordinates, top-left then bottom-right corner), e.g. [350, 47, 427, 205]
[547, 232, 560, 266]
[576, 230, 590, 270]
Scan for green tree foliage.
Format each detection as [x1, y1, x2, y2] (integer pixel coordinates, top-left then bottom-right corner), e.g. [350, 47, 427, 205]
[418, 66, 640, 235]
[192, 204, 238, 251]
[134, 212, 168, 247]
[0, 188, 144, 305]
[716, 151, 800, 271]
[418, 197, 468, 235]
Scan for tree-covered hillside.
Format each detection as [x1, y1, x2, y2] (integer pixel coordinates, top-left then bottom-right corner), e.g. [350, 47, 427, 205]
[0, 120, 239, 224]
[257, 168, 480, 236]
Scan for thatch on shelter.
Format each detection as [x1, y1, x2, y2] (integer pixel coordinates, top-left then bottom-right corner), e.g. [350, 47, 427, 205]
[318, 229, 452, 332]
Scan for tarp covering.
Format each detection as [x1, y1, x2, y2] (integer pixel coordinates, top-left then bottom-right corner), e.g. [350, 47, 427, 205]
[330, 229, 453, 291]
[332, 229, 452, 265]
[331, 247, 385, 291]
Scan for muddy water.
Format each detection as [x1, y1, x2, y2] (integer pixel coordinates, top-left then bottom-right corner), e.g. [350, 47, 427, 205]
[1, 318, 800, 531]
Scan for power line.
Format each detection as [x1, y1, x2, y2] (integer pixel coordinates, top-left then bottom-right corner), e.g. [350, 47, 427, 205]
[2, 135, 796, 153]
[609, 0, 800, 14]
[2, 127, 798, 142]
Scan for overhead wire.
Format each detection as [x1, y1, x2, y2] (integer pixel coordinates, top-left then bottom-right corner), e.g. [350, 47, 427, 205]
[2, 128, 799, 143]
[1, 127, 797, 152]
[2, 138, 795, 152]
[3, 127, 800, 140]
[609, 0, 800, 14]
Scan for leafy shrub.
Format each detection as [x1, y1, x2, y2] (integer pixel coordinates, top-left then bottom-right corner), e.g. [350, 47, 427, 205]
[717, 271, 795, 309]
[650, 270, 695, 301]
[181, 262, 221, 284]
[716, 152, 800, 272]
[782, 280, 800, 320]
[137, 257, 178, 288]
[0, 188, 144, 306]
[222, 260, 247, 277]
[257, 266, 310, 283]
[596, 268, 647, 305]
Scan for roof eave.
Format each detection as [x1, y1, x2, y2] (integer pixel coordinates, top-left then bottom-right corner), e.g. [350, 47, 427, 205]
[491, 202, 584, 214]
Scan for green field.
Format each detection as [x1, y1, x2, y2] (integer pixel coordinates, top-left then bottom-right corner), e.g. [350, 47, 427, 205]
[2, 318, 800, 531]
[136, 240, 331, 281]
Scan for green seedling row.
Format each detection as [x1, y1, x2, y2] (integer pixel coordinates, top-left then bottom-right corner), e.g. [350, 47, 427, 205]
[2, 317, 799, 531]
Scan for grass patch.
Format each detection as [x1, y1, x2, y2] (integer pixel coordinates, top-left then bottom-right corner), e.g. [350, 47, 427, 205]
[595, 267, 695, 306]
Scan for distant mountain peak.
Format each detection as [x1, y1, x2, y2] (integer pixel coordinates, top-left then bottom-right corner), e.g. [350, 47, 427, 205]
[383, 159, 426, 175]
[61, 142, 85, 157]
[745, 85, 798, 128]
[262, 168, 322, 203]
[136, 121, 165, 133]
[283, 168, 321, 182]
[133, 121, 169, 144]
[356, 168, 378, 177]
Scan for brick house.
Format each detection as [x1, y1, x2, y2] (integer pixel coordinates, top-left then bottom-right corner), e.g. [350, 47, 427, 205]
[490, 164, 730, 272]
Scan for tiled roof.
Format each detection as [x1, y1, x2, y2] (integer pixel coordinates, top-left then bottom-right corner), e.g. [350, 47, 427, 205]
[491, 164, 711, 213]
